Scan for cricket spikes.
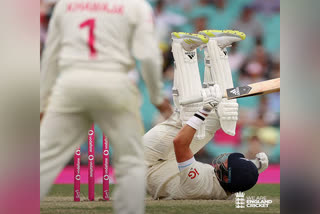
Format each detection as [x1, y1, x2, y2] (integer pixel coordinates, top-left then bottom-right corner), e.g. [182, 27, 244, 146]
[171, 32, 209, 51]
[199, 30, 246, 49]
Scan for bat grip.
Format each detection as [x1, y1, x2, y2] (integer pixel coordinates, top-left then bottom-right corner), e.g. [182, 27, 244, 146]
[179, 95, 228, 105]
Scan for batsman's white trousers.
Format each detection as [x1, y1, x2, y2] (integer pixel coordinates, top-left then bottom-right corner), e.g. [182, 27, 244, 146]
[40, 69, 146, 214]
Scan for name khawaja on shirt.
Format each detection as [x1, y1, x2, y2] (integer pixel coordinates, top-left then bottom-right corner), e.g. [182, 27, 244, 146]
[67, 2, 124, 14]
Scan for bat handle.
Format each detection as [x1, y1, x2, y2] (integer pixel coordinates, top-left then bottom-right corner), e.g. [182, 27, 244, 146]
[179, 95, 228, 105]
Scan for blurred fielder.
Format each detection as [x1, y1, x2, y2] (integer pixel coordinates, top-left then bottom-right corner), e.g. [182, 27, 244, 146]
[144, 31, 269, 200]
[40, 0, 172, 213]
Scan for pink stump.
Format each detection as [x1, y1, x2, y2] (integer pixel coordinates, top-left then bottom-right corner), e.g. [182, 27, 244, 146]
[103, 135, 110, 200]
[74, 147, 81, 201]
[88, 125, 95, 201]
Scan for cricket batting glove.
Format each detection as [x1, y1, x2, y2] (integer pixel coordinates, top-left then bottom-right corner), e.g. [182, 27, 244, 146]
[216, 101, 239, 136]
[255, 152, 269, 174]
[250, 152, 269, 174]
[201, 85, 222, 112]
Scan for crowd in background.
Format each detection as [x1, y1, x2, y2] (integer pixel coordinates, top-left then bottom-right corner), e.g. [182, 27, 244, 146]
[40, 0, 280, 165]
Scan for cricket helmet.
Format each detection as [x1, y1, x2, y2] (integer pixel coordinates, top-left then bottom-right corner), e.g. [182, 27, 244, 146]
[213, 153, 259, 193]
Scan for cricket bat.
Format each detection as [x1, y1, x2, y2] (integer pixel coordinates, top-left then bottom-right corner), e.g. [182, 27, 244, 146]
[179, 78, 280, 105]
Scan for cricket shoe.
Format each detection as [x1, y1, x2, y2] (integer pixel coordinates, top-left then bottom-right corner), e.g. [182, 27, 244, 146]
[199, 30, 246, 49]
[171, 32, 209, 51]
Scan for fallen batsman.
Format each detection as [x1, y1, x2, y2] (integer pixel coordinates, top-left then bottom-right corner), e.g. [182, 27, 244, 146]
[143, 30, 269, 200]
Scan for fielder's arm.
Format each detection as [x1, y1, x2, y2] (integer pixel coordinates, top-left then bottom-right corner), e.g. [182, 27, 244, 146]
[40, 3, 62, 114]
[131, 1, 164, 106]
[131, 1, 172, 118]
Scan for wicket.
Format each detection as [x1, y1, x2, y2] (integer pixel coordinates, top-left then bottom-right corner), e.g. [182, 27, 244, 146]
[74, 124, 110, 201]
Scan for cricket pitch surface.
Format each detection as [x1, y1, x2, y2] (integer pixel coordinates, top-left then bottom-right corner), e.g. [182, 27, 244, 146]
[41, 184, 279, 214]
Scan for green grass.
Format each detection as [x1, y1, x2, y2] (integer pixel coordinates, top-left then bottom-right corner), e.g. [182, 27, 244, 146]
[41, 184, 279, 214]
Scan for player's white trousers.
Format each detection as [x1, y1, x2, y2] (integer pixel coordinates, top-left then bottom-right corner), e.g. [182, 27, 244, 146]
[143, 112, 221, 198]
[40, 69, 146, 214]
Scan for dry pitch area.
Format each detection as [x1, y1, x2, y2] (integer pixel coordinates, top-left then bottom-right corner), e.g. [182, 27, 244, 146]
[41, 184, 279, 214]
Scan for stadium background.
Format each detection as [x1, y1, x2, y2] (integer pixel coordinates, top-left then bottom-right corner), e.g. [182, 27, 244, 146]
[40, 0, 280, 176]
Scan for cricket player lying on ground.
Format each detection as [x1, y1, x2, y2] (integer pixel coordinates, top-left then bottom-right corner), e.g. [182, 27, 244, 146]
[144, 30, 269, 200]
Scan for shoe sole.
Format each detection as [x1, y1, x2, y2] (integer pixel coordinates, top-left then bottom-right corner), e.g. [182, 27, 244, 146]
[199, 30, 246, 40]
[172, 32, 209, 44]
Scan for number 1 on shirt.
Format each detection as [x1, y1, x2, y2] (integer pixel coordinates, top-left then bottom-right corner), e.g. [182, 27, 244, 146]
[80, 18, 97, 58]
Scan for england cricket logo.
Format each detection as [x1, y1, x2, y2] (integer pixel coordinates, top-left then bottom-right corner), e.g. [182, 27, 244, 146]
[235, 192, 245, 208]
[235, 192, 273, 208]
[246, 196, 273, 208]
